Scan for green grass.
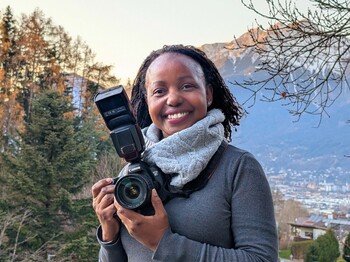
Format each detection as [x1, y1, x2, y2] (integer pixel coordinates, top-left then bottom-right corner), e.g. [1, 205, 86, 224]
[278, 249, 347, 261]
[279, 249, 292, 259]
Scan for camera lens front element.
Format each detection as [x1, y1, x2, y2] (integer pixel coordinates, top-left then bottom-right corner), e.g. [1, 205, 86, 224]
[125, 183, 140, 199]
[115, 174, 153, 210]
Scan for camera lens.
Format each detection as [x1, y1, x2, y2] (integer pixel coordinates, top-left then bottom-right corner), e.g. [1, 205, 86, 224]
[125, 184, 140, 199]
[115, 174, 153, 210]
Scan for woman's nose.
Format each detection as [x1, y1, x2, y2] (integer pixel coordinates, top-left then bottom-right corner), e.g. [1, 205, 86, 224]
[166, 89, 183, 106]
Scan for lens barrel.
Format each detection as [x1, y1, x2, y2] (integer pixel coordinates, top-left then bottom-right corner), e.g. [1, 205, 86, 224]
[115, 174, 154, 210]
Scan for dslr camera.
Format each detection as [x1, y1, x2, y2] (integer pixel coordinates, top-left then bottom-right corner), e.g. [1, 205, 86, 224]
[94, 85, 170, 215]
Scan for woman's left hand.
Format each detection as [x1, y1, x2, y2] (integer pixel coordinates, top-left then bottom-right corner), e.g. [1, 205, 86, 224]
[114, 189, 169, 251]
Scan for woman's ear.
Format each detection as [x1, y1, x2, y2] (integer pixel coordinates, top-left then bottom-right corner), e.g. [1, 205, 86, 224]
[206, 84, 213, 107]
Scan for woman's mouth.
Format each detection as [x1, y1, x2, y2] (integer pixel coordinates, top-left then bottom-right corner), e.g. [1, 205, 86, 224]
[167, 112, 189, 119]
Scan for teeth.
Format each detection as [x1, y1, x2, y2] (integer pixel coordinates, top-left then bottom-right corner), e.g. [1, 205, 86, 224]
[167, 112, 188, 119]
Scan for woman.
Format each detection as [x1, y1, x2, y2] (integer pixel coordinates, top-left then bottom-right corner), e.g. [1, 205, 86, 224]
[92, 45, 278, 261]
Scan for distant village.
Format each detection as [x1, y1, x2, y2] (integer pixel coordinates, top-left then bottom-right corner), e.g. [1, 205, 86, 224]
[268, 166, 350, 214]
[268, 167, 350, 245]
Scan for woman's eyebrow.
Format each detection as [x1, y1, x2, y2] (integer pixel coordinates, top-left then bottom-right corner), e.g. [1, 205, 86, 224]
[149, 80, 167, 87]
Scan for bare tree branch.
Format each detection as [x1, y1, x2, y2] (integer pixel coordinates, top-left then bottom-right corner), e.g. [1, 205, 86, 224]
[0, 212, 14, 248]
[231, 0, 350, 121]
[10, 210, 32, 262]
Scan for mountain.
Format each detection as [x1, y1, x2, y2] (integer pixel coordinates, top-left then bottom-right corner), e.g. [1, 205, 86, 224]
[198, 30, 350, 177]
[199, 28, 263, 78]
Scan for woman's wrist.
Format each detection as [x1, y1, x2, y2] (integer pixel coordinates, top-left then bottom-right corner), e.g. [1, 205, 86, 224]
[101, 222, 120, 242]
[102, 231, 119, 242]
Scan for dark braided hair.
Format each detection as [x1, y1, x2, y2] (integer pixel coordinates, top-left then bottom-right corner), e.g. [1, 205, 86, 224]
[130, 44, 244, 141]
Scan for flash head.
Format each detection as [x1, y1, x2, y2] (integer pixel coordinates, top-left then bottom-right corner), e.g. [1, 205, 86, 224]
[94, 85, 145, 162]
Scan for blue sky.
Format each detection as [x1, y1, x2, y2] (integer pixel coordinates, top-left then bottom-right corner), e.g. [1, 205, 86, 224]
[2, 0, 309, 83]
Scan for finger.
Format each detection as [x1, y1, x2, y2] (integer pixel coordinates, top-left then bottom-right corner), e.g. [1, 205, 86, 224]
[100, 200, 118, 219]
[92, 179, 115, 206]
[114, 199, 141, 223]
[93, 186, 115, 205]
[91, 178, 113, 198]
[99, 193, 115, 209]
[151, 189, 166, 216]
[94, 194, 117, 220]
[93, 190, 115, 211]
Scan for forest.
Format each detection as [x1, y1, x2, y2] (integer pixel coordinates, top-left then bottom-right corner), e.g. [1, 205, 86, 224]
[0, 6, 126, 261]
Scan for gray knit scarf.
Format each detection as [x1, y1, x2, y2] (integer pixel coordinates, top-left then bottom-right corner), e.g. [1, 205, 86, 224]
[141, 109, 225, 189]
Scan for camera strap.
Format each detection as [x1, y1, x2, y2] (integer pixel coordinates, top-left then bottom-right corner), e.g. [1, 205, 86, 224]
[163, 140, 228, 198]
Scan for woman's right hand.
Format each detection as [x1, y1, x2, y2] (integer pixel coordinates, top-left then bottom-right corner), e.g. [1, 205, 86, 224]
[92, 178, 120, 242]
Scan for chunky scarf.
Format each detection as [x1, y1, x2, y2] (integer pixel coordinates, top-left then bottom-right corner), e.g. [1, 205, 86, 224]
[141, 109, 225, 189]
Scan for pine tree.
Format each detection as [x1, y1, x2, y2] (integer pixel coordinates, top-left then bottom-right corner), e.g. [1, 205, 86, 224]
[305, 229, 340, 262]
[0, 6, 23, 152]
[2, 90, 99, 260]
[305, 241, 319, 262]
[318, 229, 340, 262]
[0, 7, 121, 259]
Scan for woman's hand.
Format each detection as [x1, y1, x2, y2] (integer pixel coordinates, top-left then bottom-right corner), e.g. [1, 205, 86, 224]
[92, 178, 120, 242]
[115, 189, 169, 251]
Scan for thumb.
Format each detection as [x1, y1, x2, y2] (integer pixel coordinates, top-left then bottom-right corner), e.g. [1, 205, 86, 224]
[151, 189, 165, 214]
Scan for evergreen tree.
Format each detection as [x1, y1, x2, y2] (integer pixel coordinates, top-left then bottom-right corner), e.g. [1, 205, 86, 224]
[305, 241, 319, 262]
[0, 6, 18, 74]
[0, 6, 23, 152]
[343, 232, 350, 261]
[0, 7, 121, 259]
[318, 229, 340, 262]
[2, 90, 99, 260]
[305, 229, 340, 262]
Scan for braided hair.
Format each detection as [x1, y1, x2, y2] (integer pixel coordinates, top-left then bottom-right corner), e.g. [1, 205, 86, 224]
[130, 44, 244, 141]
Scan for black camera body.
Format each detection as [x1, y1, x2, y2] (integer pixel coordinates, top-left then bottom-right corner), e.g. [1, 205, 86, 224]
[94, 85, 169, 215]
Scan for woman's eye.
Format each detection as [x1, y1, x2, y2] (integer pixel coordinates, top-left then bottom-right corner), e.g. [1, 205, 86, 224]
[182, 84, 194, 90]
[153, 88, 165, 96]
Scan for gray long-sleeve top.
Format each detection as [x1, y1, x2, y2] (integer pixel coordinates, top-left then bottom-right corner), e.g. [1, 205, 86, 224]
[97, 144, 278, 261]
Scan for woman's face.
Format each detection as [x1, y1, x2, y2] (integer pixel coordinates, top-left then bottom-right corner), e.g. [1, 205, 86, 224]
[145, 53, 213, 138]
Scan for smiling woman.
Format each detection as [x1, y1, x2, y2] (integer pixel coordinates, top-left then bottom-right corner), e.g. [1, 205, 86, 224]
[91, 44, 279, 262]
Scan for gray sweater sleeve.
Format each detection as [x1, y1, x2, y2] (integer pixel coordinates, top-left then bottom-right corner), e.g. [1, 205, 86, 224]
[97, 226, 127, 262]
[153, 152, 278, 262]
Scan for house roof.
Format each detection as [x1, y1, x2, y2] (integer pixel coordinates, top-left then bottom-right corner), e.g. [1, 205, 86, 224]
[289, 214, 350, 230]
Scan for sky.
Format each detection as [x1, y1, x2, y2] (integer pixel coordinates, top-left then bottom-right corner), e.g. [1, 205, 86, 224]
[2, 0, 309, 84]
